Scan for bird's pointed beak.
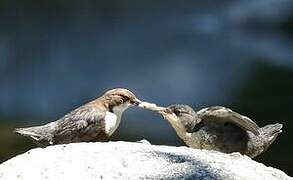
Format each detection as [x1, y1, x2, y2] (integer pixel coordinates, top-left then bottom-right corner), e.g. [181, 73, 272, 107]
[131, 98, 142, 106]
[138, 102, 175, 121]
[158, 108, 174, 119]
[160, 108, 172, 115]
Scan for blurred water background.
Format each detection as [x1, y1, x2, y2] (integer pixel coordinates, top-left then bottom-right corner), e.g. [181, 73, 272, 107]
[0, 0, 292, 176]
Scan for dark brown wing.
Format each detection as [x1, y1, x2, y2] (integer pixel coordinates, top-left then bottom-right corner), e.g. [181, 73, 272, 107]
[196, 106, 260, 135]
[53, 104, 107, 144]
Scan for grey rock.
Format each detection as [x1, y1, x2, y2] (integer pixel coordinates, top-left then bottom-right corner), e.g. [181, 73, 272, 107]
[0, 141, 291, 180]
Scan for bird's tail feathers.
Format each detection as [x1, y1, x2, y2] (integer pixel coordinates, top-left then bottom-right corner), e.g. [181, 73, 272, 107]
[260, 123, 283, 142]
[14, 127, 43, 141]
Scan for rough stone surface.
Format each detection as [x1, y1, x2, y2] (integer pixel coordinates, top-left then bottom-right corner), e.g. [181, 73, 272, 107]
[0, 141, 291, 180]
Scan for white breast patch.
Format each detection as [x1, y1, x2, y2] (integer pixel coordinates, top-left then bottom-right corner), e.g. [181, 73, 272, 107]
[104, 111, 119, 135]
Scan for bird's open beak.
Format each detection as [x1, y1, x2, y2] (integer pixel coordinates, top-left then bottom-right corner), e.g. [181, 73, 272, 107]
[131, 98, 142, 106]
[137, 102, 175, 121]
[160, 108, 172, 115]
[158, 108, 174, 119]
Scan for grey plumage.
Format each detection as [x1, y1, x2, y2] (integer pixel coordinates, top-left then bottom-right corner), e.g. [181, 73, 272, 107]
[15, 103, 109, 147]
[15, 88, 141, 147]
[148, 104, 282, 158]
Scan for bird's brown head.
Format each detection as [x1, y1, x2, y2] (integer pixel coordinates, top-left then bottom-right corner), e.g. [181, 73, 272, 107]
[102, 88, 141, 109]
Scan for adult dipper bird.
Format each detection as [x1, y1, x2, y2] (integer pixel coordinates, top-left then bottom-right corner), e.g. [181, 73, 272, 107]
[15, 88, 141, 147]
[140, 103, 282, 158]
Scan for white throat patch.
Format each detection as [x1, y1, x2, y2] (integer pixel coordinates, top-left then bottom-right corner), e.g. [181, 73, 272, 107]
[104, 103, 130, 136]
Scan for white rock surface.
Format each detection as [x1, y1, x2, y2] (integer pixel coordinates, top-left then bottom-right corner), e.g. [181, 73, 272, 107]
[0, 141, 291, 180]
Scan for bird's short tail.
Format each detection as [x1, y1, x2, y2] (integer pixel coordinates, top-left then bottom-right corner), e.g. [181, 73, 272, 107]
[260, 123, 283, 145]
[14, 127, 42, 141]
[260, 123, 283, 150]
[247, 123, 282, 158]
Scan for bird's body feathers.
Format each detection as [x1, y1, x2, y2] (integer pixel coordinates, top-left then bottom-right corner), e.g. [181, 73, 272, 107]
[15, 88, 141, 147]
[158, 104, 282, 158]
[15, 101, 109, 146]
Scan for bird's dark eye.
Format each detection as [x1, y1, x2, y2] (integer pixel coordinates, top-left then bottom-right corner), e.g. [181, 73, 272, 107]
[173, 109, 181, 116]
[121, 95, 129, 102]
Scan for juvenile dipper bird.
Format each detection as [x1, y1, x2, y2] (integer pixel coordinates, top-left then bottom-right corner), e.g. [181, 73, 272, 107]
[15, 88, 141, 147]
[140, 103, 282, 158]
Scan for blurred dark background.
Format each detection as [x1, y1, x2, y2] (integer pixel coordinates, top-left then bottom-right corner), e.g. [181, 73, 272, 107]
[0, 0, 292, 176]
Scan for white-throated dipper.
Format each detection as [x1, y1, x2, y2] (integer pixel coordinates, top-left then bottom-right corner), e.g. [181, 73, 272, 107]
[140, 102, 282, 158]
[15, 88, 141, 147]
